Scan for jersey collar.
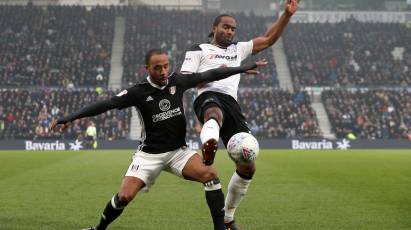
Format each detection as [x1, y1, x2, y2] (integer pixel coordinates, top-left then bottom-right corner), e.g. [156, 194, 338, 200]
[146, 73, 174, 90]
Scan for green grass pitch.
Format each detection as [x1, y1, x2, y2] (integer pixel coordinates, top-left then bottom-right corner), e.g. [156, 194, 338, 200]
[0, 149, 411, 230]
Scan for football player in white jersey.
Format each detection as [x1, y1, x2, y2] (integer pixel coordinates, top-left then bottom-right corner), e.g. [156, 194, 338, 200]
[180, 1, 299, 229]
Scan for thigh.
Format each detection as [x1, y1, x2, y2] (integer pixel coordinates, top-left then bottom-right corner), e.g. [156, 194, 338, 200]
[193, 91, 225, 124]
[166, 147, 197, 178]
[219, 99, 250, 147]
[124, 151, 166, 192]
[180, 153, 218, 183]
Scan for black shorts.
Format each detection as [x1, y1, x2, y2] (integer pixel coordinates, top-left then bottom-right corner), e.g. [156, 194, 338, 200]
[193, 91, 250, 147]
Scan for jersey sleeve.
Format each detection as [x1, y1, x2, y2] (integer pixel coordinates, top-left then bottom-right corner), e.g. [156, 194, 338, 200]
[174, 72, 203, 91]
[237, 40, 253, 61]
[180, 44, 202, 73]
[111, 87, 139, 110]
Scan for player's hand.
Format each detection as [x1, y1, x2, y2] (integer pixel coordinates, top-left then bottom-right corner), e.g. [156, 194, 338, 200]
[285, 0, 299, 16]
[50, 119, 70, 132]
[246, 59, 268, 75]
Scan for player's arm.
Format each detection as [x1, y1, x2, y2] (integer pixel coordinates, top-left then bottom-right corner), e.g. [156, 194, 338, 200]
[251, 0, 299, 55]
[51, 88, 136, 132]
[180, 59, 267, 89]
[50, 99, 118, 132]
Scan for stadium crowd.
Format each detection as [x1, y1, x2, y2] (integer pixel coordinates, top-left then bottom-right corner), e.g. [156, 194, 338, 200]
[184, 89, 322, 139]
[1, 5, 410, 141]
[0, 89, 131, 140]
[322, 90, 411, 140]
[0, 5, 114, 87]
[283, 19, 411, 87]
[122, 7, 277, 88]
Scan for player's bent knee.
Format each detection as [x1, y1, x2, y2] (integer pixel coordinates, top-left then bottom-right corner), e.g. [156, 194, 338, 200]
[118, 191, 136, 204]
[204, 106, 223, 126]
[201, 168, 218, 183]
[236, 163, 256, 179]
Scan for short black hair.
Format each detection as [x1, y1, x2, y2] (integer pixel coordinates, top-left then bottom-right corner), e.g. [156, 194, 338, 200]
[208, 14, 235, 38]
[145, 49, 167, 65]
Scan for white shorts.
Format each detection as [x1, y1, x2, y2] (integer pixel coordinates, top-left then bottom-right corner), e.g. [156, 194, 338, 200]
[124, 146, 197, 192]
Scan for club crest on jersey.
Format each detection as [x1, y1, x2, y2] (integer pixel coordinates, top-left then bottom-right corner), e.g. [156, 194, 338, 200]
[169, 86, 176, 95]
[159, 99, 171, 111]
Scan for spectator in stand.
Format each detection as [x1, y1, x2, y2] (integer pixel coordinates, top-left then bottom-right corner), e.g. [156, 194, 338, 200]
[0, 5, 115, 87]
[0, 89, 131, 140]
[322, 89, 411, 139]
[122, 7, 278, 88]
[283, 19, 411, 87]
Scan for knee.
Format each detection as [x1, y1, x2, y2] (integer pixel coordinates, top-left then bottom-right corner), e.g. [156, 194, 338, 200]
[201, 167, 219, 183]
[204, 107, 223, 126]
[237, 163, 256, 178]
[117, 191, 136, 204]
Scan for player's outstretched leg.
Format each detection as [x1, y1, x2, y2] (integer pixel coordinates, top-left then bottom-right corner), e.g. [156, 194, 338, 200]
[182, 154, 226, 230]
[200, 106, 223, 165]
[224, 163, 256, 230]
[204, 178, 226, 230]
[90, 176, 144, 230]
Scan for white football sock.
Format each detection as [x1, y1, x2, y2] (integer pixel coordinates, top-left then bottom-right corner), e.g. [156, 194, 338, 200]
[224, 171, 252, 222]
[200, 119, 220, 144]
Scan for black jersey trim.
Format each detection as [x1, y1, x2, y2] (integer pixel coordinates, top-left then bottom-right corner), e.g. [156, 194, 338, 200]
[188, 44, 202, 51]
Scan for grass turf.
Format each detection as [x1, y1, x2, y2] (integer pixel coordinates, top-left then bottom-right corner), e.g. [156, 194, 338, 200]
[0, 149, 410, 230]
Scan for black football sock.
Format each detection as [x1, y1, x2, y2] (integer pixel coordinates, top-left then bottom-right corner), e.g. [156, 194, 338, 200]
[204, 178, 226, 230]
[96, 194, 128, 230]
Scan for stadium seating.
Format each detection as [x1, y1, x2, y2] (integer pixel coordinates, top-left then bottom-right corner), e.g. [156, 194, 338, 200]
[283, 19, 411, 87]
[122, 7, 278, 88]
[0, 89, 131, 140]
[184, 89, 322, 139]
[2, 5, 409, 140]
[0, 5, 115, 87]
[322, 89, 411, 139]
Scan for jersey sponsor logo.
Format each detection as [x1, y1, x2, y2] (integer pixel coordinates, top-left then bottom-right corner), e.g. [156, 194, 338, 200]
[169, 86, 176, 95]
[152, 107, 182, 122]
[159, 99, 171, 111]
[207, 54, 237, 61]
[146, 96, 154, 102]
[116, 90, 128, 97]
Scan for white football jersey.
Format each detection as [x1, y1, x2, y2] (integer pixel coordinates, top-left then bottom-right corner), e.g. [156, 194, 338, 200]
[180, 41, 253, 100]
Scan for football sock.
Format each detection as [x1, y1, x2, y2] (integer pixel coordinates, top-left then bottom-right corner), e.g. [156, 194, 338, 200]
[204, 178, 226, 230]
[224, 171, 252, 223]
[200, 119, 220, 144]
[96, 194, 128, 230]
